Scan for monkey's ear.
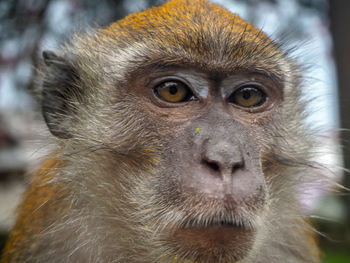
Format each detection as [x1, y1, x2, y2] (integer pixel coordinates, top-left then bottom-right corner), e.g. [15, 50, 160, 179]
[41, 50, 81, 139]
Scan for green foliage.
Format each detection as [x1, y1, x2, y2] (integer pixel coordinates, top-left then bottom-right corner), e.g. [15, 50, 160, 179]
[323, 248, 350, 263]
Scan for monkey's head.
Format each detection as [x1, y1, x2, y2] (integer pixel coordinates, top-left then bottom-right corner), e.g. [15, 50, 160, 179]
[41, 0, 318, 262]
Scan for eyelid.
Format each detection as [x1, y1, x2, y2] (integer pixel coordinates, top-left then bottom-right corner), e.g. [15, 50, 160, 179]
[150, 76, 192, 90]
[228, 82, 267, 98]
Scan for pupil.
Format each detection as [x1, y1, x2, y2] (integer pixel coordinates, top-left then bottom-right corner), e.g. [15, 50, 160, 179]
[169, 85, 178, 95]
[242, 90, 251, 100]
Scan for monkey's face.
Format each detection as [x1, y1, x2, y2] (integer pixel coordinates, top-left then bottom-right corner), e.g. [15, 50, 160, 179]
[127, 68, 283, 262]
[41, 33, 287, 263]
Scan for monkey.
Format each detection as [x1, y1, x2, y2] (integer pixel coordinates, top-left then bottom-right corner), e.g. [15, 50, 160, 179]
[1, 0, 327, 262]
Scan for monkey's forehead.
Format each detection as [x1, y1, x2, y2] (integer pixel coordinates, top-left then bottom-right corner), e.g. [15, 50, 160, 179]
[87, 0, 285, 78]
[102, 0, 273, 50]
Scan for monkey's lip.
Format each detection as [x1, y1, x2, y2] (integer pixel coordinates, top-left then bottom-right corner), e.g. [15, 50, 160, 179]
[180, 216, 255, 230]
[173, 216, 255, 242]
[175, 221, 253, 237]
[170, 218, 255, 260]
[193, 221, 238, 228]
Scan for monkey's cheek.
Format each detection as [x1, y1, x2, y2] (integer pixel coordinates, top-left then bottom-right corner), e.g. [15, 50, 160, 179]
[169, 226, 255, 261]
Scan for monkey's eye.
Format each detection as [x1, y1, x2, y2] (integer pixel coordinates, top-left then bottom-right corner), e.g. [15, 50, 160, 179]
[228, 86, 266, 108]
[154, 81, 194, 103]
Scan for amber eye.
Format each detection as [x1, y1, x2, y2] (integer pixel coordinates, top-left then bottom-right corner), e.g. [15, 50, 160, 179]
[228, 85, 266, 108]
[154, 80, 194, 103]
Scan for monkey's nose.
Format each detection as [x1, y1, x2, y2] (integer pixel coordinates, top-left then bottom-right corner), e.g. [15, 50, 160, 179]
[201, 142, 244, 179]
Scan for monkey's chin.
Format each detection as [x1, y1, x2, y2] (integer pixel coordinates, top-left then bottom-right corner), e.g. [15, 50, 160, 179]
[170, 224, 255, 262]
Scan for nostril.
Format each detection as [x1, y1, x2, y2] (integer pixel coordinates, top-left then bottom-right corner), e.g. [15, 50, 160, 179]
[232, 162, 244, 173]
[203, 159, 220, 172]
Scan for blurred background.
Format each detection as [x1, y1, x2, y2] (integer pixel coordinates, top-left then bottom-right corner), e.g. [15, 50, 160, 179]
[0, 0, 349, 262]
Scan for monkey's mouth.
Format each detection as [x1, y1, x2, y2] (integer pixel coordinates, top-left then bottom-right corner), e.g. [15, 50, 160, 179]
[180, 216, 255, 230]
[170, 216, 255, 261]
[172, 216, 255, 242]
[200, 221, 237, 228]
